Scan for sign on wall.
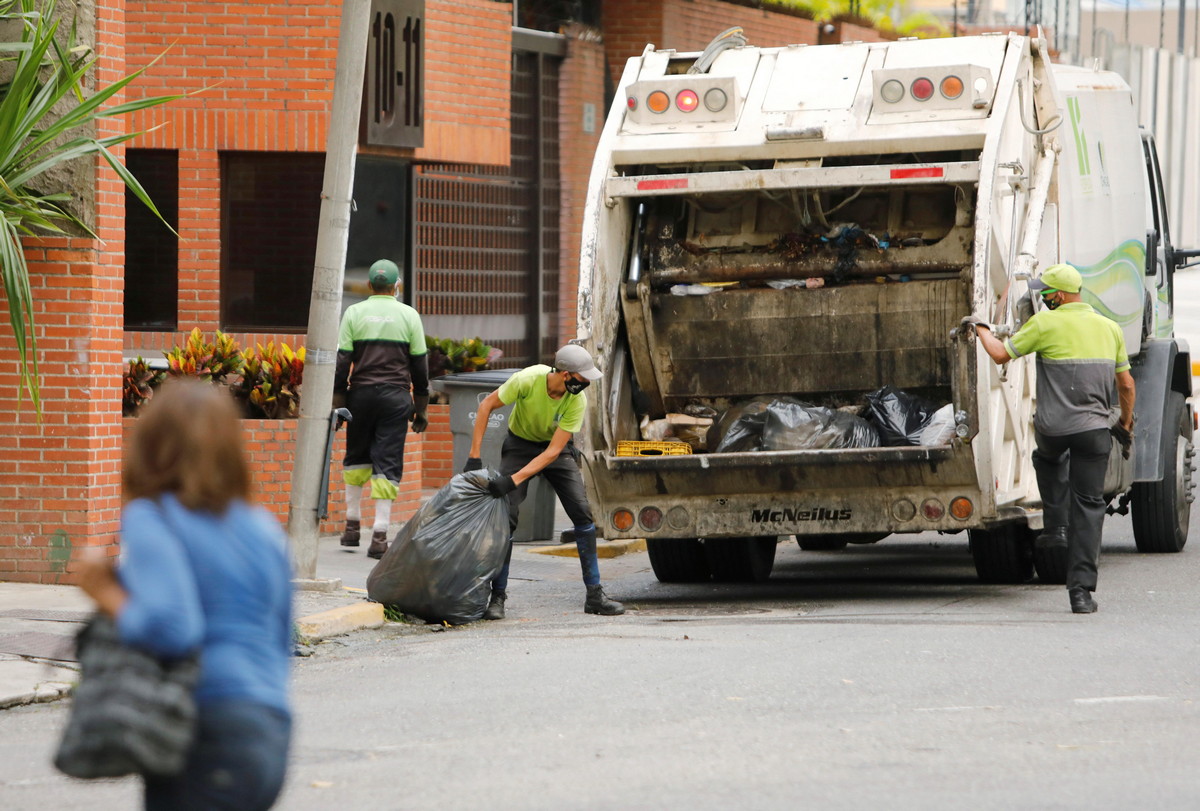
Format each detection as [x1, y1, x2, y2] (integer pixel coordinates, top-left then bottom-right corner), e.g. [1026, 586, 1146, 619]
[363, 0, 424, 149]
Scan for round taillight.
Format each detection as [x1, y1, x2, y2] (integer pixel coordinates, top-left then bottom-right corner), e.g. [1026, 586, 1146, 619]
[940, 75, 964, 100]
[627, 95, 638, 111]
[676, 89, 699, 113]
[921, 498, 945, 520]
[639, 506, 664, 532]
[703, 87, 728, 112]
[910, 77, 934, 102]
[892, 498, 917, 522]
[880, 79, 905, 104]
[646, 90, 670, 114]
[612, 509, 635, 532]
[950, 497, 973, 520]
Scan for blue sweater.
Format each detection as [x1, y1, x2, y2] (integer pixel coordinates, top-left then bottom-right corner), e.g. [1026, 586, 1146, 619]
[116, 495, 293, 716]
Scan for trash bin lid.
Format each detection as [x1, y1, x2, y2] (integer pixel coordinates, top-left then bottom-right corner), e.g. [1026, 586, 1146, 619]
[432, 368, 519, 391]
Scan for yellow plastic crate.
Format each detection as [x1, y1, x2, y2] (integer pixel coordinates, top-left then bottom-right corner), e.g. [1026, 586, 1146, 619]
[616, 440, 692, 457]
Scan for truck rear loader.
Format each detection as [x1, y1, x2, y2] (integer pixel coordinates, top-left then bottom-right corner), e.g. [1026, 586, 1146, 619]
[575, 31, 1197, 584]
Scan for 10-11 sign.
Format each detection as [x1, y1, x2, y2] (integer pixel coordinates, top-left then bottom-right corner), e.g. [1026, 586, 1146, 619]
[363, 0, 423, 149]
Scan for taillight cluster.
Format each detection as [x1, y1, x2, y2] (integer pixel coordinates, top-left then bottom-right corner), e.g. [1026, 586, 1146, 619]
[879, 74, 966, 104]
[623, 76, 739, 127]
[629, 87, 728, 115]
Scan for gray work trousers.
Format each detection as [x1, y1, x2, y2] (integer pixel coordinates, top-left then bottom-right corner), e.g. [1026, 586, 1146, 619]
[1032, 427, 1112, 592]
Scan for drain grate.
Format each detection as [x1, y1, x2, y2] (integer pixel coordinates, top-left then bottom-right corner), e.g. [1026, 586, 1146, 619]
[0, 632, 76, 661]
[0, 609, 91, 623]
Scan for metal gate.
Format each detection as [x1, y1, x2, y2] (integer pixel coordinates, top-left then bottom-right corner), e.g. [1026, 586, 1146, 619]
[413, 40, 562, 367]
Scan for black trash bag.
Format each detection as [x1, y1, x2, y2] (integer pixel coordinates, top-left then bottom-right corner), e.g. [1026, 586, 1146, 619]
[863, 385, 955, 446]
[366, 470, 510, 625]
[762, 400, 880, 450]
[710, 397, 776, 452]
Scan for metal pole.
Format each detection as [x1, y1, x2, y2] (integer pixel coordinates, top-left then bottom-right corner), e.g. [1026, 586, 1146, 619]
[1180, 0, 1188, 52]
[288, 0, 371, 582]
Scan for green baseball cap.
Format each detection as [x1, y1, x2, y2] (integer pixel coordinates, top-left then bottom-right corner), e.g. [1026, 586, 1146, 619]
[1029, 263, 1082, 294]
[368, 259, 400, 288]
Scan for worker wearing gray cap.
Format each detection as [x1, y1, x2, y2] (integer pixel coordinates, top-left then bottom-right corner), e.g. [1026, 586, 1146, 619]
[465, 343, 624, 619]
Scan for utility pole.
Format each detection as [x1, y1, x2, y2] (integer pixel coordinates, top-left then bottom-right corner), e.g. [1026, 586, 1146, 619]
[288, 0, 370, 582]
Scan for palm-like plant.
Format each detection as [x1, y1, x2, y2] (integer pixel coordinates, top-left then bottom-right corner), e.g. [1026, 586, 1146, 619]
[0, 0, 182, 413]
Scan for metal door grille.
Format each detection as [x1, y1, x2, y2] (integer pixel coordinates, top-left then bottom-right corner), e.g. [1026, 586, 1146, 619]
[413, 49, 560, 367]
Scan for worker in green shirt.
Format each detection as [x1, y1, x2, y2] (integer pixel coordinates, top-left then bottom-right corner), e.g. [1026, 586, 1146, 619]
[963, 263, 1135, 614]
[465, 344, 625, 620]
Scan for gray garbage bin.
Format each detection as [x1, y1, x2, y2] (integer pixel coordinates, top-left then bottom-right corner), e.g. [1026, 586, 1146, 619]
[432, 369, 556, 542]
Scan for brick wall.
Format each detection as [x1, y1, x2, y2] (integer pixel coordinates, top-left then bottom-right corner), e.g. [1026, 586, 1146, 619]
[421, 403, 453, 489]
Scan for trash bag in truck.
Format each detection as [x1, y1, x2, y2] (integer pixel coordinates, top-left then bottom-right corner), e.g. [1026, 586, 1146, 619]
[366, 471, 510, 625]
[711, 397, 880, 452]
[863, 385, 955, 447]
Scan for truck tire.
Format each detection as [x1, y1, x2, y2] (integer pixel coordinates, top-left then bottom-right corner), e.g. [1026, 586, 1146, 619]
[796, 535, 849, 551]
[646, 538, 711, 583]
[1032, 538, 1067, 584]
[968, 524, 1034, 583]
[705, 537, 777, 583]
[1131, 391, 1193, 553]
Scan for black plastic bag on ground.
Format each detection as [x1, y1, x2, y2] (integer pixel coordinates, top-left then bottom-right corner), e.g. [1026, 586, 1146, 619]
[366, 471, 510, 625]
[762, 399, 880, 450]
[863, 385, 954, 446]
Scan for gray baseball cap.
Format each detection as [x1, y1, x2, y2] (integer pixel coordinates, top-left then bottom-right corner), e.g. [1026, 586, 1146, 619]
[554, 344, 602, 381]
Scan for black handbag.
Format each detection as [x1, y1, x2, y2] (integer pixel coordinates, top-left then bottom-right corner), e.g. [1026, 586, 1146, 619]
[54, 612, 201, 779]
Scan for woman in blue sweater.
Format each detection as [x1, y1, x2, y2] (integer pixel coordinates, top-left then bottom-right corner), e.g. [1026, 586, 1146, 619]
[78, 380, 294, 810]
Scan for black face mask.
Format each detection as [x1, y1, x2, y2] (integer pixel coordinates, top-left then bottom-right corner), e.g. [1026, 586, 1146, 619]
[564, 376, 590, 395]
[1042, 293, 1061, 310]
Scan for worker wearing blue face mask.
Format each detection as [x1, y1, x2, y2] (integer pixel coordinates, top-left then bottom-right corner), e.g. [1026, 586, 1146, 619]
[464, 343, 624, 620]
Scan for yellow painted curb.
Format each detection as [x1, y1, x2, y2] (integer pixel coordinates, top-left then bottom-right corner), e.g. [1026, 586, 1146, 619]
[296, 602, 383, 642]
[529, 538, 647, 558]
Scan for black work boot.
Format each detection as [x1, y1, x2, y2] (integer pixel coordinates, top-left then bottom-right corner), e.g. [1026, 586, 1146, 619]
[1069, 587, 1098, 614]
[340, 519, 361, 547]
[585, 584, 625, 616]
[1036, 526, 1068, 549]
[367, 530, 389, 559]
[483, 589, 507, 620]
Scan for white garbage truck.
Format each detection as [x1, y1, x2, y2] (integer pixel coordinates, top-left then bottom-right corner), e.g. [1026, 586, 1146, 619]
[575, 30, 1198, 584]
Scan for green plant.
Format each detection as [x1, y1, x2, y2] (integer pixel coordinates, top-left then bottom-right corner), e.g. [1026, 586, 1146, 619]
[236, 340, 305, 419]
[164, 328, 243, 382]
[426, 336, 501, 376]
[121, 356, 164, 416]
[0, 0, 185, 413]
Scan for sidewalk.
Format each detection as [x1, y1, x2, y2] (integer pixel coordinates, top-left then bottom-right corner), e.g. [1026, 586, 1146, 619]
[0, 525, 645, 711]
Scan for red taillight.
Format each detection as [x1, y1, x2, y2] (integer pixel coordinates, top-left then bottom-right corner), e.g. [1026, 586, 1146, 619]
[921, 498, 945, 520]
[676, 89, 699, 113]
[910, 78, 934, 101]
[639, 507, 663, 531]
[627, 96, 637, 111]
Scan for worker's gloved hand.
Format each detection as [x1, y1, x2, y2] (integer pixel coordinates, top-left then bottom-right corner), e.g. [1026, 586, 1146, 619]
[959, 315, 989, 335]
[463, 457, 484, 473]
[333, 408, 352, 431]
[410, 412, 428, 433]
[332, 392, 347, 410]
[1111, 419, 1134, 460]
[486, 475, 517, 499]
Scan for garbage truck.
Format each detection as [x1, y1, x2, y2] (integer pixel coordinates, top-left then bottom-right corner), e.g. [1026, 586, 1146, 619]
[574, 30, 1198, 585]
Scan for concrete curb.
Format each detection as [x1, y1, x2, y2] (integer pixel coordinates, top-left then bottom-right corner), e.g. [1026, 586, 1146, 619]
[529, 538, 647, 559]
[295, 602, 384, 643]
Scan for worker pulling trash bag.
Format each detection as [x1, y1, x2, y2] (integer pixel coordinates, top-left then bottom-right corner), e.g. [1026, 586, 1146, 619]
[366, 470, 510, 625]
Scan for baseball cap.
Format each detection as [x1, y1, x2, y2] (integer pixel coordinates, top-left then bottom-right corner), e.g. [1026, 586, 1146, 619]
[555, 343, 602, 381]
[1028, 263, 1082, 295]
[368, 259, 400, 288]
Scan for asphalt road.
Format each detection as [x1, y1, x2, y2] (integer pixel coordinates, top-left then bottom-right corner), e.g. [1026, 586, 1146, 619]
[3, 498, 1200, 810]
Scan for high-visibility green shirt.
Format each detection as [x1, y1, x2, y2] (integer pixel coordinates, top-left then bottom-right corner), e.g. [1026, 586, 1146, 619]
[334, 295, 428, 394]
[1005, 301, 1130, 435]
[498, 365, 586, 442]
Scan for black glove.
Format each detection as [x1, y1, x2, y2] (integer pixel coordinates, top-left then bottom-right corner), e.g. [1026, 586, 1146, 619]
[463, 457, 483, 473]
[333, 407, 352, 431]
[411, 412, 428, 433]
[1112, 420, 1134, 460]
[486, 475, 517, 498]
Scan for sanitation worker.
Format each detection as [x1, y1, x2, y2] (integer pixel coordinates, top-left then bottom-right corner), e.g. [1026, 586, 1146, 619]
[464, 343, 625, 619]
[334, 259, 429, 560]
[962, 263, 1135, 614]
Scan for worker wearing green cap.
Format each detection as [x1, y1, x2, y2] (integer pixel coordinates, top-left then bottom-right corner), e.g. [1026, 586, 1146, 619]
[334, 259, 429, 560]
[962, 263, 1135, 615]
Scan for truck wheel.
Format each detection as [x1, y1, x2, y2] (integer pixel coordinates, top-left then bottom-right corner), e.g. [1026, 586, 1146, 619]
[796, 535, 849, 551]
[646, 538, 711, 583]
[1032, 537, 1068, 584]
[1131, 391, 1193, 553]
[705, 537, 777, 583]
[968, 524, 1034, 583]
